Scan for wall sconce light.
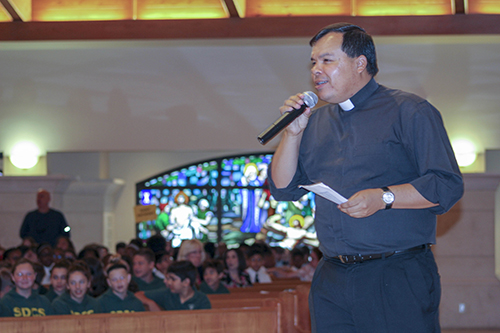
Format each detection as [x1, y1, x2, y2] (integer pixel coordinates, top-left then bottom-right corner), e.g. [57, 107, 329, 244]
[9, 141, 41, 169]
[452, 139, 477, 167]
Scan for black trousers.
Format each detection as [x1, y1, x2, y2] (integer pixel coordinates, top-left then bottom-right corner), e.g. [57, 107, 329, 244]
[309, 248, 441, 333]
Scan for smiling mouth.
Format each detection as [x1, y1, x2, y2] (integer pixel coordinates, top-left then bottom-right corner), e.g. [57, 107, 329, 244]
[315, 80, 328, 88]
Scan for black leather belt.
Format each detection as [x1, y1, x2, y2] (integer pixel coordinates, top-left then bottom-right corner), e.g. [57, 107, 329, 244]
[334, 244, 431, 264]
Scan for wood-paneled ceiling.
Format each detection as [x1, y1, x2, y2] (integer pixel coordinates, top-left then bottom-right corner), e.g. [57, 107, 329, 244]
[0, 0, 499, 40]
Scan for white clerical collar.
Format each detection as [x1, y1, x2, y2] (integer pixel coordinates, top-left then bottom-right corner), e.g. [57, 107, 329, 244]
[339, 99, 355, 111]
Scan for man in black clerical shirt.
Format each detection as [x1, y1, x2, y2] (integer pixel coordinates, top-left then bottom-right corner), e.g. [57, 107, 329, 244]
[268, 23, 463, 333]
[20, 189, 71, 247]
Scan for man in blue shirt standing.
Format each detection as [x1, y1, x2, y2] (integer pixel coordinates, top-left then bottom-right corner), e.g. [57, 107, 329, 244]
[20, 189, 70, 247]
[268, 23, 463, 333]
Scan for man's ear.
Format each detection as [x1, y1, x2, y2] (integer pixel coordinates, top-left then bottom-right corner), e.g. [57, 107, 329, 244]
[126, 274, 132, 284]
[106, 278, 112, 287]
[218, 272, 225, 280]
[356, 55, 368, 74]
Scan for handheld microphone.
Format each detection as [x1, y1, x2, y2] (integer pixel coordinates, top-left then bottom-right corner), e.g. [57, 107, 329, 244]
[257, 91, 318, 145]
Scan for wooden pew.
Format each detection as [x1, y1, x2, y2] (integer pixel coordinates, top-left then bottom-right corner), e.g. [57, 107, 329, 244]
[228, 281, 311, 293]
[208, 288, 306, 333]
[0, 306, 280, 333]
[295, 284, 311, 333]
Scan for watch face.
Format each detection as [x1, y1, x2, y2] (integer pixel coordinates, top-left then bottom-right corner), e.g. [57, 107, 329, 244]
[383, 192, 395, 204]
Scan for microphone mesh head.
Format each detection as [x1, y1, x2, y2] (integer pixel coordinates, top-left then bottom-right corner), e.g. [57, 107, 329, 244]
[303, 91, 318, 108]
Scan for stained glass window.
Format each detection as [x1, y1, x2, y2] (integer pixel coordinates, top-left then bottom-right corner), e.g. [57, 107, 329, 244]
[136, 152, 318, 248]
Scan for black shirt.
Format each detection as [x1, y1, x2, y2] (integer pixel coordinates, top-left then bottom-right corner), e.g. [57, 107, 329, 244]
[269, 78, 463, 256]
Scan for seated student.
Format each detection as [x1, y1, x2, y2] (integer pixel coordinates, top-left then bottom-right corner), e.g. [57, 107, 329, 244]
[44, 260, 71, 302]
[154, 251, 172, 280]
[199, 260, 229, 294]
[0, 258, 54, 317]
[0, 267, 14, 298]
[142, 261, 211, 311]
[245, 246, 272, 284]
[97, 263, 145, 313]
[132, 248, 166, 291]
[52, 261, 101, 315]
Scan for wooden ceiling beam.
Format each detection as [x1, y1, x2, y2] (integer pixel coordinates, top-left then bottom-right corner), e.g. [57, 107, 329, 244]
[222, 0, 242, 18]
[1, 14, 499, 41]
[0, 0, 22, 21]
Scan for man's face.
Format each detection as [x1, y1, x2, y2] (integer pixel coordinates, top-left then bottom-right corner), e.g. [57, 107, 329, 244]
[107, 268, 130, 298]
[50, 267, 68, 294]
[133, 255, 154, 279]
[36, 191, 51, 210]
[310, 32, 363, 104]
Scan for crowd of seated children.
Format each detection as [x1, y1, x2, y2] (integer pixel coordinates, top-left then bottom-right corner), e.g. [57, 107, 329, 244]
[200, 260, 229, 294]
[0, 233, 321, 318]
[132, 248, 166, 291]
[52, 261, 101, 315]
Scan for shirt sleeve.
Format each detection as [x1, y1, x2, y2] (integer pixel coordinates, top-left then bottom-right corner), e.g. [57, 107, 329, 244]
[402, 100, 464, 214]
[268, 158, 311, 202]
[20, 213, 31, 239]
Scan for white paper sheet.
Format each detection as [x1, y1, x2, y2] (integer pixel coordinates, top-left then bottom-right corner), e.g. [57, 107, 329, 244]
[299, 182, 348, 205]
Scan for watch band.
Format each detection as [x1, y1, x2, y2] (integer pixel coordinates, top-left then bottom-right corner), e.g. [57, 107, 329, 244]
[381, 186, 394, 210]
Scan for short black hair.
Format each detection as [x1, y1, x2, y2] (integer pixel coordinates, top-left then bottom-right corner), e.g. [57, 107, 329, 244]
[106, 263, 129, 276]
[246, 245, 265, 260]
[167, 260, 198, 288]
[134, 248, 155, 263]
[310, 22, 378, 77]
[51, 259, 71, 273]
[202, 259, 224, 274]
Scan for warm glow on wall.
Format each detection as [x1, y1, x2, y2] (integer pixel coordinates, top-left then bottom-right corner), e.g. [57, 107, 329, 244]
[0, 4, 12, 22]
[467, 0, 500, 13]
[247, 0, 351, 16]
[32, 0, 134, 21]
[136, 0, 230, 20]
[355, 0, 453, 16]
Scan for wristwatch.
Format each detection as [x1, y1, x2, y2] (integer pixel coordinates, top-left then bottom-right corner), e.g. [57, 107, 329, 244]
[381, 187, 395, 210]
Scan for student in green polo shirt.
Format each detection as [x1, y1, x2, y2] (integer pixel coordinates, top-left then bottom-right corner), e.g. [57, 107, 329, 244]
[98, 263, 145, 313]
[52, 261, 101, 315]
[44, 260, 71, 302]
[132, 248, 166, 291]
[0, 258, 54, 317]
[199, 260, 230, 294]
[143, 261, 211, 311]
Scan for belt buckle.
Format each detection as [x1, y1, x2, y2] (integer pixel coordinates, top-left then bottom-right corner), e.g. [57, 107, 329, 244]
[338, 255, 361, 263]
